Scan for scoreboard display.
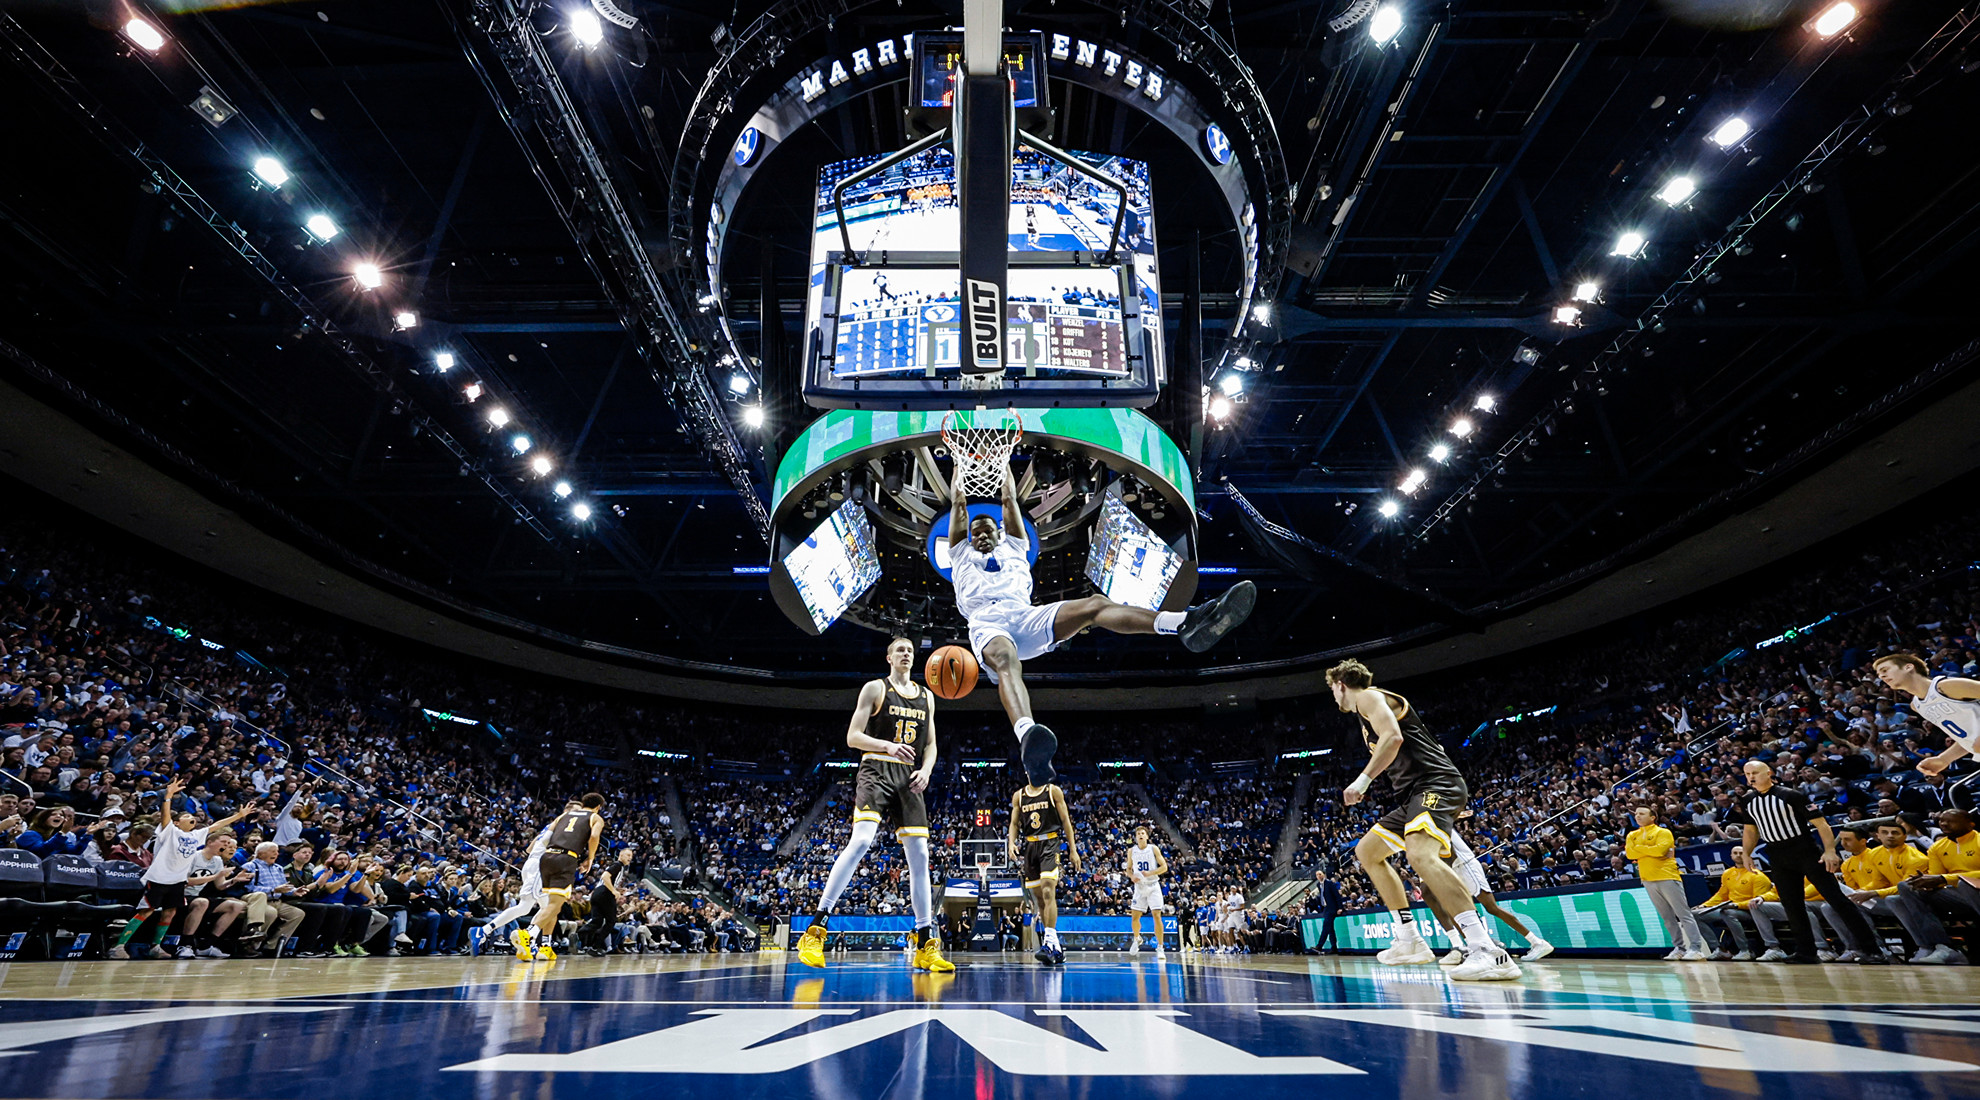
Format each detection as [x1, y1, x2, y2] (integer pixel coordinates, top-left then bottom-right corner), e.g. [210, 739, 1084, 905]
[831, 277, 1132, 378]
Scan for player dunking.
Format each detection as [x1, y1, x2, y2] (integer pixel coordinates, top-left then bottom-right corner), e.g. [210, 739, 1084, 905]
[1126, 825, 1167, 958]
[797, 638, 954, 973]
[1331, 659, 1520, 981]
[522, 792, 605, 963]
[1009, 778, 1081, 964]
[950, 465, 1256, 784]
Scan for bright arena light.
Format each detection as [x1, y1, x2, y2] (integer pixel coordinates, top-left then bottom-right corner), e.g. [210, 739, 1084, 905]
[1377, 499, 1401, 518]
[1208, 395, 1234, 420]
[352, 262, 383, 290]
[1251, 302, 1272, 324]
[511, 434, 532, 454]
[392, 310, 419, 331]
[123, 18, 165, 52]
[570, 7, 605, 46]
[1473, 393, 1496, 412]
[1611, 231, 1648, 258]
[462, 382, 483, 402]
[571, 501, 593, 521]
[552, 480, 574, 499]
[1399, 469, 1427, 494]
[487, 406, 510, 428]
[1429, 443, 1451, 463]
[303, 214, 340, 241]
[742, 405, 766, 428]
[1369, 5, 1404, 45]
[1708, 117, 1752, 148]
[1656, 176, 1698, 207]
[251, 157, 289, 188]
[1449, 417, 1474, 438]
[1219, 373, 1244, 396]
[1573, 281, 1601, 302]
[728, 372, 751, 395]
[1813, 2, 1858, 37]
[433, 352, 455, 372]
[530, 455, 554, 476]
[1553, 305, 1582, 326]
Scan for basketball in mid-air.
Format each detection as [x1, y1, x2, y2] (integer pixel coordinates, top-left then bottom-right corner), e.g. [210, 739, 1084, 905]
[926, 645, 978, 700]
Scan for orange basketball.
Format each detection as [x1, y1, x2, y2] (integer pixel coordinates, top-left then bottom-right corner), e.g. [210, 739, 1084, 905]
[925, 645, 979, 700]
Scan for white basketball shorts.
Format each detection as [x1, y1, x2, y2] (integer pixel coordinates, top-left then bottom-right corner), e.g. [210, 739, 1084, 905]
[968, 600, 1065, 677]
[1453, 851, 1491, 898]
[1130, 881, 1164, 912]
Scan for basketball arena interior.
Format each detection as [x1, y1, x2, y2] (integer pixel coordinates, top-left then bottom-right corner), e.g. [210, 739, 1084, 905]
[3, 0, 1980, 1098]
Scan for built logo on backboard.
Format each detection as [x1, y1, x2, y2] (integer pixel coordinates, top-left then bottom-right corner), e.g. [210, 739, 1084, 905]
[967, 279, 1002, 367]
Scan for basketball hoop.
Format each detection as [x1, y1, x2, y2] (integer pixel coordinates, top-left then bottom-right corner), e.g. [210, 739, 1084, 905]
[942, 408, 1024, 500]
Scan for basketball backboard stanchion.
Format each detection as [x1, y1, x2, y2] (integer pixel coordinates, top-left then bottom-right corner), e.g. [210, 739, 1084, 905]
[954, 0, 1015, 386]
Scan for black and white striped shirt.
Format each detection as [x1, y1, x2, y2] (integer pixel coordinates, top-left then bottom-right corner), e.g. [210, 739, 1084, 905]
[1730, 784, 1818, 845]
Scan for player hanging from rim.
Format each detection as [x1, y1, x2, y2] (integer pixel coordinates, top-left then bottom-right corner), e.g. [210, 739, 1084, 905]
[486, 808, 566, 959]
[1009, 776, 1081, 965]
[1431, 821, 1555, 967]
[1331, 658, 1521, 981]
[1872, 652, 1980, 776]
[522, 793, 605, 963]
[1126, 825, 1168, 958]
[949, 464, 1256, 784]
[798, 638, 953, 973]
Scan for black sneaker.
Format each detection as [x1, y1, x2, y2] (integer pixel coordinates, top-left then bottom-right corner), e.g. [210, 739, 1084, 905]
[1781, 954, 1821, 965]
[1855, 952, 1890, 965]
[1034, 944, 1056, 964]
[1020, 723, 1057, 786]
[1179, 581, 1257, 653]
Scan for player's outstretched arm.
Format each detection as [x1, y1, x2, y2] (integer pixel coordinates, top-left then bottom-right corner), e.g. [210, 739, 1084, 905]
[1001, 464, 1026, 541]
[948, 486, 969, 549]
[1344, 690, 1402, 805]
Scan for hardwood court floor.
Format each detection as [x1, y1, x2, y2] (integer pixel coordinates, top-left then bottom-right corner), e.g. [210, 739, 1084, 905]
[2, 951, 1977, 1099]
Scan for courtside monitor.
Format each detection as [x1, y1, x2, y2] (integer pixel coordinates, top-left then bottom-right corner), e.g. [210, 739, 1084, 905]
[778, 498, 883, 632]
[803, 147, 1164, 409]
[1084, 482, 1184, 611]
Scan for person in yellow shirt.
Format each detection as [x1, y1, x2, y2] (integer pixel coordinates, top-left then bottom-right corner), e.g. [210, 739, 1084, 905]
[1691, 845, 1773, 960]
[1818, 824, 1911, 961]
[1626, 805, 1707, 961]
[1888, 809, 1980, 965]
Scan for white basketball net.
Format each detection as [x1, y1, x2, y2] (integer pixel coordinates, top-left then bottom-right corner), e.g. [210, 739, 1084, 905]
[942, 409, 1024, 500]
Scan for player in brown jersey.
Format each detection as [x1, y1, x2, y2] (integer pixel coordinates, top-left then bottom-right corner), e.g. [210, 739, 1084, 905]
[519, 792, 604, 962]
[1330, 659, 1519, 981]
[1009, 779, 1080, 964]
[797, 637, 952, 972]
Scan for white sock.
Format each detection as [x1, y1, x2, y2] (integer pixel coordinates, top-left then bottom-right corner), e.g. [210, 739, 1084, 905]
[1014, 716, 1035, 740]
[1391, 911, 1421, 940]
[818, 820, 878, 913]
[902, 834, 934, 929]
[1455, 910, 1493, 951]
[1044, 925, 1059, 945]
[1443, 926, 1469, 951]
[1153, 610, 1186, 635]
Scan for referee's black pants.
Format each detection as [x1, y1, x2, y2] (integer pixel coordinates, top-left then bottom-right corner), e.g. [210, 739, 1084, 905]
[1764, 836, 1876, 960]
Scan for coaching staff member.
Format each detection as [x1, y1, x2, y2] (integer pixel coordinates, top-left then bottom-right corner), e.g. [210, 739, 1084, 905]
[1729, 760, 1883, 964]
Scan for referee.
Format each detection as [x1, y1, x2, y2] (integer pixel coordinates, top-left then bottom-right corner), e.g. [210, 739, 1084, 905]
[1730, 760, 1884, 964]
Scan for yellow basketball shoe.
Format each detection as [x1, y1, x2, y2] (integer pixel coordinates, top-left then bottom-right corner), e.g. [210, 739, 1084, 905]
[512, 927, 534, 960]
[912, 936, 955, 973]
[797, 923, 829, 969]
[534, 940, 557, 962]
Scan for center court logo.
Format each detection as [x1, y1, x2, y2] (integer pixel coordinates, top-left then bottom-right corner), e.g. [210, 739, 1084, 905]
[443, 1007, 1976, 1077]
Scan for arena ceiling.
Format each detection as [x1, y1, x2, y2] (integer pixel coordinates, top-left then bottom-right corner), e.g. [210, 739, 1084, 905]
[0, 0, 1976, 687]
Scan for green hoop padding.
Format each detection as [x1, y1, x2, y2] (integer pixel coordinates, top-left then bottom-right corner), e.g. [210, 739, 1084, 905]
[772, 407, 1193, 515]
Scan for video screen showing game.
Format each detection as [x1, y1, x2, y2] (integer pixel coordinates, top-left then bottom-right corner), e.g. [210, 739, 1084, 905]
[1084, 484, 1182, 611]
[807, 146, 1161, 381]
[782, 499, 883, 632]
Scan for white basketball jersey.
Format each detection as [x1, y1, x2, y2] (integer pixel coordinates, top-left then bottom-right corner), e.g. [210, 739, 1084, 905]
[1913, 677, 1980, 753]
[950, 530, 1034, 619]
[1129, 845, 1159, 878]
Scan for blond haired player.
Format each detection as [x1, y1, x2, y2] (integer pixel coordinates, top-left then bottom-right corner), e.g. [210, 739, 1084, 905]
[1331, 658, 1519, 981]
[1126, 825, 1168, 958]
[1873, 652, 1980, 775]
[797, 638, 952, 973]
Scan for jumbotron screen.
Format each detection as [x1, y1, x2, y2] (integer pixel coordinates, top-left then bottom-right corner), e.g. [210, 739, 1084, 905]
[1084, 484, 1182, 611]
[806, 146, 1161, 381]
[781, 499, 883, 632]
